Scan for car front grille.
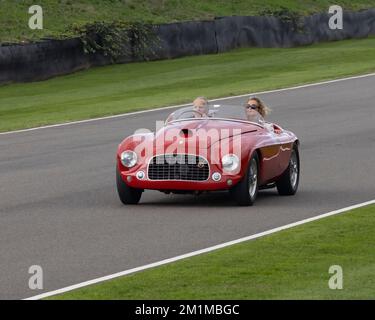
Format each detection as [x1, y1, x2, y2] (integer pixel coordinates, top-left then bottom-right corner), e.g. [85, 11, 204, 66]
[148, 154, 209, 181]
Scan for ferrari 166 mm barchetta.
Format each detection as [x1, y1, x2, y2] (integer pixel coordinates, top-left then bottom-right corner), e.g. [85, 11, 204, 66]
[116, 104, 300, 206]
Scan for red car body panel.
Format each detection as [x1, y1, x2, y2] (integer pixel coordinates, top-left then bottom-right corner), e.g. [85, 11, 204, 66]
[117, 117, 298, 191]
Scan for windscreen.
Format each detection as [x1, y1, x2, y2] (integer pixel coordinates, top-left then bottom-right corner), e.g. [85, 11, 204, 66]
[166, 104, 250, 123]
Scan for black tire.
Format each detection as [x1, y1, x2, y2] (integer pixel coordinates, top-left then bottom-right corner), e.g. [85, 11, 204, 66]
[116, 168, 143, 205]
[230, 152, 259, 206]
[276, 144, 300, 196]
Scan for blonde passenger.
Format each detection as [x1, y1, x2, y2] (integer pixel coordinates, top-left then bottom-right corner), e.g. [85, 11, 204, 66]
[243, 97, 271, 123]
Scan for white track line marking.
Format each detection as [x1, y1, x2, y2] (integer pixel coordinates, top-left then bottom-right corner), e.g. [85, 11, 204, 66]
[25, 199, 375, 300]
[2, 72, 375, 136]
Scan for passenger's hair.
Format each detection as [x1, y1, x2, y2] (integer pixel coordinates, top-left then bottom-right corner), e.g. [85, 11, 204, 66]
[247, 97, 271, 118]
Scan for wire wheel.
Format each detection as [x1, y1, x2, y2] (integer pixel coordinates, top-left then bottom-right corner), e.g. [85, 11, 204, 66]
[248, 158, 258, 199]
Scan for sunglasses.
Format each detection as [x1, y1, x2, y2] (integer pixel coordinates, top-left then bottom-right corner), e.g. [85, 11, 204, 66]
[245, 104, 259, 110]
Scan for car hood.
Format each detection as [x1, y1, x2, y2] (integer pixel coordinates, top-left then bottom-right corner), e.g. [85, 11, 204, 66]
[153, 119, 259, 150]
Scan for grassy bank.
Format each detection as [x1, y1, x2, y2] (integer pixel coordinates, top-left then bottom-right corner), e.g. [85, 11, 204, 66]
[0, 37, 374, 133]
[49, 204, 375, 299]
[1, 0, 374, 42]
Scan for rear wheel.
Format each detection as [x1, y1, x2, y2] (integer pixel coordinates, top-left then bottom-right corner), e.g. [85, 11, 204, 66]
[276, 144, 300, 196]
[230, 153, 259, 206]
[116, 168, 143, 204]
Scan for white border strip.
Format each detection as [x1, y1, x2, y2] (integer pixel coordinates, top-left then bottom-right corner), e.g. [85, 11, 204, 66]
[25, 199, 375, 300]
[2, 72, 375, 136]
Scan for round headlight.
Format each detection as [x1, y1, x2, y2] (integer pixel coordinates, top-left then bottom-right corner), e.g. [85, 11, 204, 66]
[120, 151, 137, 168]
[221, 154, 240, 173]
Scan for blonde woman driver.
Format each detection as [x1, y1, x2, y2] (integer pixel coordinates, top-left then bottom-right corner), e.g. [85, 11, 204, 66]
[192, 96, 209, 118]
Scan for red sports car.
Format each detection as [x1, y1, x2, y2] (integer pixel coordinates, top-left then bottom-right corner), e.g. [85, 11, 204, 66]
[116, 104, 300, 206]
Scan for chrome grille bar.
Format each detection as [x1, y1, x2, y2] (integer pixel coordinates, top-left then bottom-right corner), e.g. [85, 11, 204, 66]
[148, 154, 209, 181]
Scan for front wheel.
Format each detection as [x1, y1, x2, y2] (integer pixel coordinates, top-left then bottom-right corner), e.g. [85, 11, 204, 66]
[230, 153, 259, 206]
[276, 144, 300, 196]
[116, 168, 143, 204]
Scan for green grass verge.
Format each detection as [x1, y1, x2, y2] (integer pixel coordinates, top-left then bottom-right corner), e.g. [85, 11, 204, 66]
[1, 37, 374, 133]
[1, 0, 374, 42]
[49, 204, 375, 300]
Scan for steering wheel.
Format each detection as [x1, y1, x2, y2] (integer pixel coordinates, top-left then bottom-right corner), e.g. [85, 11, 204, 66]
[175, 110, 208, 120]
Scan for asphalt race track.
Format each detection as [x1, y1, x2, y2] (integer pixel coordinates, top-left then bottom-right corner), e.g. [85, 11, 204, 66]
[0, 75, 374, 299]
